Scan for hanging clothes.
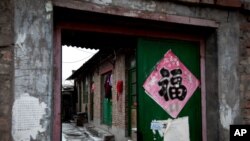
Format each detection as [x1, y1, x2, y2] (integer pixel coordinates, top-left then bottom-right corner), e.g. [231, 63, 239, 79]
[104, 74, 112, 99]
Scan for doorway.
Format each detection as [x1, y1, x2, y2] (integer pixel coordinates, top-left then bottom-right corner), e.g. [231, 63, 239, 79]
[101, 72, 113, 126]
[54, 7, 206, 141]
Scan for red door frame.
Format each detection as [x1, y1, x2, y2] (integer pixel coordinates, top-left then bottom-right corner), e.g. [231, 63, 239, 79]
[53, 26, 62, 141]
[53, 21, 208, 141]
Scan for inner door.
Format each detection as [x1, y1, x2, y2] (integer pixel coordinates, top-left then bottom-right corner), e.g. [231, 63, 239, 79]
[102, 72, 112, 126]
[137, 38, 202, 141]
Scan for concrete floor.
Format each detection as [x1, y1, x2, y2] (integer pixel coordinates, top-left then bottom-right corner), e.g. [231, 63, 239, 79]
[62, 123, 103, 141]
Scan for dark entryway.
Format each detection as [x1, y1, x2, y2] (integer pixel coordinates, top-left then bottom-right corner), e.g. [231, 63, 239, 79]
[54, 7, 208, 141]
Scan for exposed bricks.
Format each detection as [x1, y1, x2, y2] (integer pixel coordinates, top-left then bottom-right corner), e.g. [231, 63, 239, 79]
[241, 23, 250, 31]
[0, 118, 10, 141]
[0, 0, 12, 140]
[174, 0, 200, 3]
[243, 100, 250, 109]
[0, 118, 9, 131]
[176, 0, 241, 7]
[0, 49, 12, 62]
[200, 0, 214, 4]
[240, 20, 250, 124]
[85, 54, 127, 139]
[216, 0, 241, 8]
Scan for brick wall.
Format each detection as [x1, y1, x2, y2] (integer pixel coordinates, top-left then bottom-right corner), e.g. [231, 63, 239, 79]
[112, 54, 126, 129]
[92, 65, 102, 124]
[90, 54, 127, 140]
[0, 0, 13, 140]
[92, 60, 114, 124]
[240, 21, 250, 124]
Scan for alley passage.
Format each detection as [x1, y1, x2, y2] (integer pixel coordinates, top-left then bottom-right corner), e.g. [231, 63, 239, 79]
[62, 123, 114, 141]
[62, 123, 100, 141]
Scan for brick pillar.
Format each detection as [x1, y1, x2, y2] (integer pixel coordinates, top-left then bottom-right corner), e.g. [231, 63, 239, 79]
[240, 22, 250, 124]
[0, 0, 13, 140]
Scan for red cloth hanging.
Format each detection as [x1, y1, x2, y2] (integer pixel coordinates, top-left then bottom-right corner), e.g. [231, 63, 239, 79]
[116, 80, 123, 101]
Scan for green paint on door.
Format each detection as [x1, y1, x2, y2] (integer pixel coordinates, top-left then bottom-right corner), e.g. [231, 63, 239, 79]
[137, 38, 202, 141]
[103, 98, 112, 126]
[102, 73, 112, 126]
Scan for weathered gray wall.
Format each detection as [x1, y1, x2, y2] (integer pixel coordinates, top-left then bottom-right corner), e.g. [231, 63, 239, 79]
[0, 0, 246, 140]
[217, 15, 241, 141]
[12, 0, 53, 140]
[205, 32, 219, 141]
[0, 0, 13, 140]
[54, 0, 242, 140]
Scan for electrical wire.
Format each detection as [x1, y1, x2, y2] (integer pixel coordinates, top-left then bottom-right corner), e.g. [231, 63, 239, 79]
[72, 47, 99, 54]
[63, 55, 93, 63]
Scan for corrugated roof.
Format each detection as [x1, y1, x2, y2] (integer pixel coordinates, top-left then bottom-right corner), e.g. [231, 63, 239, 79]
[66, 51, 100, 80]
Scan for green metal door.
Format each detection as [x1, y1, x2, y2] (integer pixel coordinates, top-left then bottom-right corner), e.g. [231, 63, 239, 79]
[102, 73, 112, 126]
[103, 99, 112, 126]
[137, 38, 202, 141]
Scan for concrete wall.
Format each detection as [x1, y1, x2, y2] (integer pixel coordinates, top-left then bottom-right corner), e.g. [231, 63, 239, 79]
[12, 0, 53, 140]
[53, 0, 245, 140]
[0, 0, 249, 140]
[0, 0, 13, 140]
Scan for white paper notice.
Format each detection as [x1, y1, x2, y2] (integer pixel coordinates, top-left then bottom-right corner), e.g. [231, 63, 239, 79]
[164, 117, 190, 141]
[12, 93, 47, 141]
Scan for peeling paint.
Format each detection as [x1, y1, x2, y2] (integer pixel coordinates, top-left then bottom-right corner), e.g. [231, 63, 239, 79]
[36, 74, 47, 94]
[92, 0, 112, 5]
[123, 12, 139, 17]
[130, 1, 156, 12]
[220, 94, 239, 130]
[150, 117, 190, 141]
[46, 14, 51, 20]
[45, 1, 53, 12]
[16, 33, 26, 48]
[12, 93, 47, 141]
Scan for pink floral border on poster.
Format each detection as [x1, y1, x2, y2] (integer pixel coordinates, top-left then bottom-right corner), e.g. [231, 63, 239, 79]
[143, 50, 199, 118]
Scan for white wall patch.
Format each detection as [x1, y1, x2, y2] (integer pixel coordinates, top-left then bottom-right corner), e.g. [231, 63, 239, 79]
[150, 117, 190, 141]
[220, 94, 239, 130]
[45, 1, 53, 12]
[92, 0, 112, 5]
[12, 93, 47, 141]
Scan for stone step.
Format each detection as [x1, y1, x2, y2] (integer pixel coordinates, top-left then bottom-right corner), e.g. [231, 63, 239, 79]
[85, 126, 115, 141]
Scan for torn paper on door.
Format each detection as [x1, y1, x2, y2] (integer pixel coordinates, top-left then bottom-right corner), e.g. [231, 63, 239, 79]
[150, 116, 190, 141]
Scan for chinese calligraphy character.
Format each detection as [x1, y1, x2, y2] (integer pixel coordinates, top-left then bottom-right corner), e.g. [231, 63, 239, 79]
[158, 68, 187, 101]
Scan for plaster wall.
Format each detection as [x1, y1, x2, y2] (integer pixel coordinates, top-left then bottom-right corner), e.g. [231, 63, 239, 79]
[53, 0, 243, 140]
[12, 0, 53, 140]
[1, 0, 248, 140]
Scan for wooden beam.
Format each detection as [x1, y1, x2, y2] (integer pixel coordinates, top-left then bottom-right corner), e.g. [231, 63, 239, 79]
[53, 0, 219, 28]
[58, 22, 206, 42]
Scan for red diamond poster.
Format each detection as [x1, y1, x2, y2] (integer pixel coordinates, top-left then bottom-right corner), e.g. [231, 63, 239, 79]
[143, 50, 199, 118]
